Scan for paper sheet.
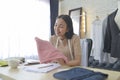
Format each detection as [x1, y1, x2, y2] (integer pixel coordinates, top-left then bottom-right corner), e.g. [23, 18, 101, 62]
[24, 59, 40, 66]
[23, 63, 61, 73]
[0, 78, 3, 80]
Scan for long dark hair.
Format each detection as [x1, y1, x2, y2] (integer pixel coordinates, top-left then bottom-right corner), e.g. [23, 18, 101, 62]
[56, 14, 74, 39]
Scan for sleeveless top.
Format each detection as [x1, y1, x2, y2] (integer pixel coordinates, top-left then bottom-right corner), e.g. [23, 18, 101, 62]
[50, 34, 81, 61]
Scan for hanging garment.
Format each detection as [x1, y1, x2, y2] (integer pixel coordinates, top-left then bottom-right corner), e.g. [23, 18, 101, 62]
[101, 16, 117, 63]
[103, 9, 120, 58]
[91, 17, 103, 62]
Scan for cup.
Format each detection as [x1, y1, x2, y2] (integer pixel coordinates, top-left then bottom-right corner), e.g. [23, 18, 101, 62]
[8, 59, 20, 69]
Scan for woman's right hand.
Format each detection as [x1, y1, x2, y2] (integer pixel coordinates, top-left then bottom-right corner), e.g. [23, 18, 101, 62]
[52, 58, 66, 65]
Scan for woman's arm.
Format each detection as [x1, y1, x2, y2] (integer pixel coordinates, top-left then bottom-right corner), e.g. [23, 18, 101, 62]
[66, 55, 81, 66]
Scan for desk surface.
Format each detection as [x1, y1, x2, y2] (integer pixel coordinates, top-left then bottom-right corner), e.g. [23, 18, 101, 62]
[0, 65, 120, 80]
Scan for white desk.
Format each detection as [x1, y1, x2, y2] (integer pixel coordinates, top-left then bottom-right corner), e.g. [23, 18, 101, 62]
[0, 65, 120, 80]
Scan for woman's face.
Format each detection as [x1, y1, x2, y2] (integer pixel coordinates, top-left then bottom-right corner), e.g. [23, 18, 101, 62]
[54, 18, 68, 38]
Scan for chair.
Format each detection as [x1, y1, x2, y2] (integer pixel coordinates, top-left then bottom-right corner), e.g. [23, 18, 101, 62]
[86, 39, 93, 60]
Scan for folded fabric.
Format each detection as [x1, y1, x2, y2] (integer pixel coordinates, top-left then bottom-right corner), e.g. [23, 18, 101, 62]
[35, 37, 68, 64]
[53, 67, 108, 80]
[0, 60, 8, 67]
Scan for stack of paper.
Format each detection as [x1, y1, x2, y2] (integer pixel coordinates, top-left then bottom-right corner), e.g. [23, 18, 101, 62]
[24, 59, 40, 66]
[23, 63, 61, 73]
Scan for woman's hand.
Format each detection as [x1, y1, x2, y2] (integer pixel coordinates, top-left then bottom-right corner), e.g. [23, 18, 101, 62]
[52, 58, 66, 65]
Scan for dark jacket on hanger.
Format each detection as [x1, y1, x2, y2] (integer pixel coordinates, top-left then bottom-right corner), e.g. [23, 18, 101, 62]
[103, 9, 120, 58]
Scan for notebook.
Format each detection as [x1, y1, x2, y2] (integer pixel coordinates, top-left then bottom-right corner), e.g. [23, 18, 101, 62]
[23, 63, 61, 73]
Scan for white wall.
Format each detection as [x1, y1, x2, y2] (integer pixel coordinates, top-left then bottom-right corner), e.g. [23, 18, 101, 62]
[59, 0, 118, 37]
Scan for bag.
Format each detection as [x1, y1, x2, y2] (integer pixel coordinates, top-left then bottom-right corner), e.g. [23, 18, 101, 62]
[53, 67, 108, 80]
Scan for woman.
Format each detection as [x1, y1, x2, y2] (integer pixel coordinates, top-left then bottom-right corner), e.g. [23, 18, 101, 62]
[50, 14, 81, 66]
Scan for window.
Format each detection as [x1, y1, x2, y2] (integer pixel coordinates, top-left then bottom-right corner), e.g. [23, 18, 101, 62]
[0, 0, 50, 59]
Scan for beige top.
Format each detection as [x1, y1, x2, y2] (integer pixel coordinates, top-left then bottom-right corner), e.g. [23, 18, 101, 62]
[50, 34, 81, 61]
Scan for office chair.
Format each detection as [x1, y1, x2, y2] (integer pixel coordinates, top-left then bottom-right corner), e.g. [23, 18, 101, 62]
[86, 39, 96, 67]
[86, 39, 93, 60]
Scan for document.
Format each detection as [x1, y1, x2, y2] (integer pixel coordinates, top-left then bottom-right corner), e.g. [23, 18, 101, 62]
[23, 63, 61, 73]
[24, 59, 40, 66]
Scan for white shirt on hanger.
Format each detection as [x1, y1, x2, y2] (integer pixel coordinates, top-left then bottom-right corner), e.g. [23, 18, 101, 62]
[115, 1, 120, 29]
[91, 16, 103, 62]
